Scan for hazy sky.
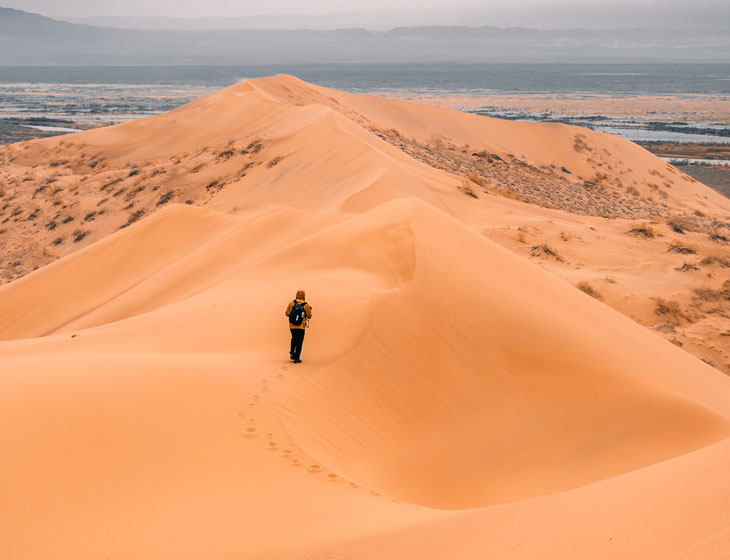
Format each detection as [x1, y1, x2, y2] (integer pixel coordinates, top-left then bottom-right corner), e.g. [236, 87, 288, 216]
[6, 0, 730, 29]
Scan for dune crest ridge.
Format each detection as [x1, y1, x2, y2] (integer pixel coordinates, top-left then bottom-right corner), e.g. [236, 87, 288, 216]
[1, 75, 730, 558]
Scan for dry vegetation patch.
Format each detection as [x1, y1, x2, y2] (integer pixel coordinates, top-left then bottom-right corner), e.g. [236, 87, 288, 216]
[530, 243, 564, 262]
[653, 297, 694, 326]
[576, 281, 603, 301]
[667, 240, 697, 255]
[627, 223, 656, 239]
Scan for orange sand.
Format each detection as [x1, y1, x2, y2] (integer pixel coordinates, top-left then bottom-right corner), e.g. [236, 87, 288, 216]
[1, 76, 730, 558]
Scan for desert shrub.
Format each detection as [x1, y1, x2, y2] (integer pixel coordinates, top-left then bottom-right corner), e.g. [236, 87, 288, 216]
[675, 262, 699, 272]
[157, 190, 174, 206]
[708, 230, 728, 244]
[267, 156, 282, 168]
[694, 281, 730, 303]
[576, 281, 603, 300]
[627, 223, 656, 239]
[190, 163, 205, 174]
[653, 297, 693, 325]
[530, 244, 563, 262]
[667, 241, 697, 255]
[120, 209, 145, 229]
[573, 134, 592, 153]
[241, 139, 263, 154]
[72, 230, 88, 243]
[467, 172, 487, 187]
[699, 255, 730, 268]
[666, 215, 689, 234]
[100, 177, 122, 191]
[206, 178, 222, 191]
[218, 149, 236, 161]
[83, 211, 97, 222]
[125, 185, 145, 201]
[52, 237, 64, 245]
[61, 215, 74, 224]
[458, 180, 478, 198]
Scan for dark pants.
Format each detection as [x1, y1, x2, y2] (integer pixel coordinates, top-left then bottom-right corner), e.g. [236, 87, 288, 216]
[290, 328, 305, 360]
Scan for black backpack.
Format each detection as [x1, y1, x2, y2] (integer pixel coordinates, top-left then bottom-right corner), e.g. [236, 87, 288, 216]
[289, 300, 307, 326]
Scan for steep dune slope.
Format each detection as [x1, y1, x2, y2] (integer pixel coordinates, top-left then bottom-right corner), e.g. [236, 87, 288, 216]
[1, 75, 730, 559]
[281, 200, 730, 509]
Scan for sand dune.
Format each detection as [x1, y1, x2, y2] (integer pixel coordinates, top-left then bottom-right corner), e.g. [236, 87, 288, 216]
[1, 75, 730, 558]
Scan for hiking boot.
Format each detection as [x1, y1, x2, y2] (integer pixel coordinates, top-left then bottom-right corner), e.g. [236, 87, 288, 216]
[289, 352, 295, 360]
[293, 359, 302, 364]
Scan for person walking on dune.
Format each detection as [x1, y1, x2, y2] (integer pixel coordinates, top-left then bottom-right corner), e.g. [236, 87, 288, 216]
[285, 290, 312, 364]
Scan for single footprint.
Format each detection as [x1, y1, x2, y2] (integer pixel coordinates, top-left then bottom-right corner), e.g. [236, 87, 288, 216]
[276, 373, 284, 379]
[266, 442, 279, 451]
[290, 459, 301, 466]
[327, 474, 339, 481]
[252, 395, 260, 401]
[237, 411, 246, 418]
[280, 365, 288, 370]
[248, 419, 255, 424]
[241, 428, 257, 439]
[307, 464, 322, 474]
[279, 449, 292, 457]
[265, 432, 273, 439]
[348, 482, 360, 489]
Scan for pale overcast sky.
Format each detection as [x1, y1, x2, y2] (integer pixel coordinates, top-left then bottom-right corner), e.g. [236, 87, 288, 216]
[4, 0, 729, 28]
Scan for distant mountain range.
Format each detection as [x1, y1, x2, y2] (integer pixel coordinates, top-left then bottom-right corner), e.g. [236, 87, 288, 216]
[1, 7, 729, 65]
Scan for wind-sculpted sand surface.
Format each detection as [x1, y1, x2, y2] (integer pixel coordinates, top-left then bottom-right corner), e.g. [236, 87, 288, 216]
[1, 75, 730, 558]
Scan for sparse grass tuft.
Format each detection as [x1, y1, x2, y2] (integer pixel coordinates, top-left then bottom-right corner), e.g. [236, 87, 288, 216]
[72, 230, 89, 243]
[458, 179, 478, 198]
[157, 190, 175, 206]
[653, 297, 693, 325]
[666, 215, 689, 234]
[530, 243, 563, 262]
[576, 281, 603, 300]
[675, 262, 699, 272]
[241, 139, 263, 155]
[573, 134, 592, 153]
[700, 255, 730, 268]
[708, 229, 728, 244]
[515, 227, 528, 244]
[667, 240, 697, 255]
[467, 172, 487, 188]
[627, 223, 656, 239]
[120, 209, 145, 229]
